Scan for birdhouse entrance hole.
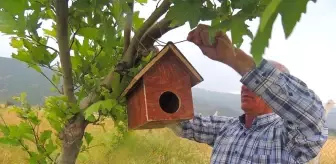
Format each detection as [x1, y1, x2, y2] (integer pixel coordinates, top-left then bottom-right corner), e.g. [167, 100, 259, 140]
[159, 91, 180, 114]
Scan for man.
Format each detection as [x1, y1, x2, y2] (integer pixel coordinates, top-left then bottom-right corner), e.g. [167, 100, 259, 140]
[168, 24, 328, 164]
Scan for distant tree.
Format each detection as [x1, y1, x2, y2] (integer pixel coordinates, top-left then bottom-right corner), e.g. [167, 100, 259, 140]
[4, 100, 14, 107]
[0, 0, 316, 163]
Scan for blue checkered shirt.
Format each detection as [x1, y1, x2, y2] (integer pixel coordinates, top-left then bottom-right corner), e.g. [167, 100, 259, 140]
[178, 59, 328, 164]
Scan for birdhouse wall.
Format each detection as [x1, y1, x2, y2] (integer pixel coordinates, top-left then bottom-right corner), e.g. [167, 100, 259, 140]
[143, 50, 194, 122]
[126, 80, 147, 129]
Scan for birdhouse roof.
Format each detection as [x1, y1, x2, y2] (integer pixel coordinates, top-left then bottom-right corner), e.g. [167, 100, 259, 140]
[120, 42, 203, 97]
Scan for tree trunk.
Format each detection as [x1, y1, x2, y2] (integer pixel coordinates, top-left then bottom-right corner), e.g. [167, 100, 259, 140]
[54, 0, 84, 163]
[57, 116, 88, 164]
[51, 1, 178, 163]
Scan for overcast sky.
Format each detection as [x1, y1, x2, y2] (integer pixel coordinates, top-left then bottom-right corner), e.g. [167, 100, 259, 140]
[0, 0, 335, 103]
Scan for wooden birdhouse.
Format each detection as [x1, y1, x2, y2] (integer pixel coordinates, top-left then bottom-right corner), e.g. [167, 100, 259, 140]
[120, 42, 203, 130]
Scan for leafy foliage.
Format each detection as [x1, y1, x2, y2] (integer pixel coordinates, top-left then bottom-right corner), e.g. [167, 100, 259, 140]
[165, 0, 314, 64]
[0, 93, 58, 164]
[0, 0, 316, 163]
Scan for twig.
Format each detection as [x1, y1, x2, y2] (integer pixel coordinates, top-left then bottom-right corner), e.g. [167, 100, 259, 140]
[0, 116, 40, 163]
[69, 28, 80, 50]
[28, 120, 55, 162]
[43, 65, 62, 74]
[154, 39, 188, 46]
[173, 39, 188, 44]
[80, 143, 105, 152]
[40, 71, 62, 94]
[27, 35, 59, 54]
[156, 0, 162, 9]
[19, 139, 38, 163]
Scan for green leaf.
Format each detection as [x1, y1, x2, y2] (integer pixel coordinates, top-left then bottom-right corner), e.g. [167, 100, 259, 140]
[27, 111, 40, 125]
[165, 1, 202, 29]
[46, 116, 63, 132]
[0, 11, 17, 34]
[0, 124, 10, 136]
[10, 38, 24, 48]
[0, 0, 27, 15]
[77, 27, 99, 40]
[40, 130, 52, 145]
[259, 0, 281, 32]
[136, 0, 148, 3]
[279, 0, 309, 38]
[86, 115, 96, 122]
[132, 11, 144, 30]
[45, 139, 57, 154]
[12, 50, 33, 65]
[28, 64, 42, 73]
[208, 20, 230, 45]
[84, 132, 93, 145]
[52, 74, 61, 86]
[43, 29, 57, 38]
[200, 7, 217, 21]
[0, 137, 20, 146]
[251, 9, 278, 65]
[84, 99, 117, 119]
[230, 17, 252, 47]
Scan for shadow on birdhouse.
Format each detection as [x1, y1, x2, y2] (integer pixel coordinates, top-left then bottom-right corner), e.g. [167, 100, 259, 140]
[120, 42, 203, 130]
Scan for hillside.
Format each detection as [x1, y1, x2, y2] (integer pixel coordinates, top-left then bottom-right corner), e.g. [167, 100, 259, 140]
[0, 57, 55, 104]
[0, 56, 335, 130]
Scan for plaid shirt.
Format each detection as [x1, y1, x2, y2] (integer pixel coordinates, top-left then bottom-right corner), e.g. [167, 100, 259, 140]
[177, 59, 328, 164]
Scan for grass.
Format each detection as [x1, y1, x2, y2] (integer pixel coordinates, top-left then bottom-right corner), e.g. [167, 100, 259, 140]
[0, 107, 335, 164]
[0, 108, 211, 164]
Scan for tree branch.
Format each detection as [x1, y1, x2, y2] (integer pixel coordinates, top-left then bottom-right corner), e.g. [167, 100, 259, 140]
[27, 35, 59, 54]
[123, 2, 134, 55]
[55, 0, 76, 103]
[69, 28, 79, 51]
[40, 71, 62, 94]
[78, 0, 179, 118]
[117, 0, 171, 70]
[140, 18, 180, 49]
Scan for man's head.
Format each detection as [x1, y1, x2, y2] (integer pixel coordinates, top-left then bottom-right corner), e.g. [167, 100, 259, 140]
[241, 60, 289, 116]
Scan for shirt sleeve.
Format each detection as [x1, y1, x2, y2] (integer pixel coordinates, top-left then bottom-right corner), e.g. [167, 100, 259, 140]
[177, 113, 233, 146]
[240, 59, 328, 163]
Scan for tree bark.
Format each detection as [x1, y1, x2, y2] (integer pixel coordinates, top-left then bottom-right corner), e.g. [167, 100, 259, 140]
[57, 117, 88, 164]
[123, 2, 134, 55]
[55, 0, 76, 103]
[52, 1, 180, 163]
[55, 1, 86, 164]
[118, 0, 172, 69]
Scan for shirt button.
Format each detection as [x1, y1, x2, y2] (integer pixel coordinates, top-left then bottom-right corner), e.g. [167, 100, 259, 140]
[235, 151, 238, 154]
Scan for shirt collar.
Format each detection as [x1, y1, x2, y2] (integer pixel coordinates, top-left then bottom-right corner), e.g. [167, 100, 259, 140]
[239, 113, 280, 127]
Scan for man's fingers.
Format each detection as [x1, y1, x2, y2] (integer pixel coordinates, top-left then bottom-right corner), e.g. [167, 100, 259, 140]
[200, 29, 211, 46]
[199, 45, 216, 59]
[187, 30, 196, 41]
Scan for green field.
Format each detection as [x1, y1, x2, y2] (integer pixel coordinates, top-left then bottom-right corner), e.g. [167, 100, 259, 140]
[0, 108, 335, 164]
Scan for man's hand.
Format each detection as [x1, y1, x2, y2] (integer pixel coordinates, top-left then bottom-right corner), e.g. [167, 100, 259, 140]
[187, 24, 236, 66]
[187, 24, 256, 76]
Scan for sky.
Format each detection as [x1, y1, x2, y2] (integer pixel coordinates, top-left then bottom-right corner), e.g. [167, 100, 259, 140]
[0, 0, 335, 103]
